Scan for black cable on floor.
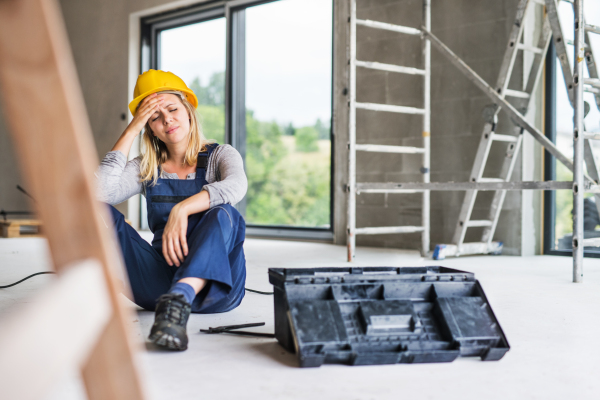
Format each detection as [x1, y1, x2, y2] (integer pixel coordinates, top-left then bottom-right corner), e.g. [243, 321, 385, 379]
[0, 271, 56, 289]
[1, 272, 274, 295]
[245, 288, 273, 295]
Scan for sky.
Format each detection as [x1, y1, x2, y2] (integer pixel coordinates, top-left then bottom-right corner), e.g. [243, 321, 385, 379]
[159, 0, 332, 128]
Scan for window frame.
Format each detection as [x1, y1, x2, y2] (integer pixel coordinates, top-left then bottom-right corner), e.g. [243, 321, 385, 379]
[140, 0, 335, 240]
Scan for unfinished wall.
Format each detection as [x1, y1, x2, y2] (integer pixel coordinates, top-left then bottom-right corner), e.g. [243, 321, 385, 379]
[0, 0, 543, 254]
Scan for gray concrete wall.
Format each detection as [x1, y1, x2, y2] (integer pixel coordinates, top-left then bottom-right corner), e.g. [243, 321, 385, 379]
[0, 0, 543, 254]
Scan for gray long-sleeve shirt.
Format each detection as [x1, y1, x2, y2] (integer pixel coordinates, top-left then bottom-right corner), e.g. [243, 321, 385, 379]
[95, 144, 247, 208]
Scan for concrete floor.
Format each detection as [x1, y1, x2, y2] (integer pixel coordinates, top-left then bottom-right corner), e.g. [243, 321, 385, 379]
[1, 236, 599, 400]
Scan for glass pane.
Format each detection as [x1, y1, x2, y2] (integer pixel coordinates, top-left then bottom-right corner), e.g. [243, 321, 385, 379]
[244, 0, 332, 228]
[552, 0, 600, 250]
[160, 18, 226, 144]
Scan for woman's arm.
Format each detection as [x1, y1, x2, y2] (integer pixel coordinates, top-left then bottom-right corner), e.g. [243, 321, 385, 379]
[161, 144, 248, 266]
[161, 190, 210, 267]
[95, 94, 164, 205]
[202, 144, 248, 207]
[95, 153, 143, 205]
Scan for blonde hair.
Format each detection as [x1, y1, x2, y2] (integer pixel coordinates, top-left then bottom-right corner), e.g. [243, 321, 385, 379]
[138, 91, 211, 186]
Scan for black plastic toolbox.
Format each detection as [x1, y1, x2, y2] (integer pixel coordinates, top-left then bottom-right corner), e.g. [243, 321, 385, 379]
[268, 266, 509, 368]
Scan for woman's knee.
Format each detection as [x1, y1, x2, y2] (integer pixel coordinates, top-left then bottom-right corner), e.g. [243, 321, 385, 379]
[204, 204, 241, 227]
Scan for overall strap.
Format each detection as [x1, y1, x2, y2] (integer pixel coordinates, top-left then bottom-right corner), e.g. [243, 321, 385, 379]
[195, 143, 218, 178]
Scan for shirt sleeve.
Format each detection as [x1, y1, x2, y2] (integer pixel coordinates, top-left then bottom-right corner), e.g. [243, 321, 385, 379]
[94, 151, 143, 205]
[202, 144, 248, 208]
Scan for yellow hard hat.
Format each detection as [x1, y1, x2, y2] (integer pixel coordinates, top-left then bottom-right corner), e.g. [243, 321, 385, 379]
[128, 69, 198, 116]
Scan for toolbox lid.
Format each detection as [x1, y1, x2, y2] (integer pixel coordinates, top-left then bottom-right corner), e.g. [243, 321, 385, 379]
[269, 266, 509, 367]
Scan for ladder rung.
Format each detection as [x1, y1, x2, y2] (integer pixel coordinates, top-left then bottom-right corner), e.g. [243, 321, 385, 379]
[465, 220, 493, 228]
[355, 60, 425, 76]
[583, 132, 600, 140]
[355, 226, 425, 235]
[355, 144, 425, 154]
[516, 43, 543, 54]
[504, 89, 530, 99]
[586, 24, 600, 35]
[582, 237, 600, 247]
[585, 86, 600, 94]
[355, 19, 421, 36]
[565, 39, 588, 48]
[529, 0, 545, 5]
[584, 78, 600, 89]
[478, 178, 504, 183]
[587, 185, 600, 194]
[356, 102, 425, 115]
[491, 133, 518, 142]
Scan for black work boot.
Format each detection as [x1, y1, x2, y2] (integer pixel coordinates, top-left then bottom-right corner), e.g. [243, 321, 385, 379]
[148, 293, 192, 351]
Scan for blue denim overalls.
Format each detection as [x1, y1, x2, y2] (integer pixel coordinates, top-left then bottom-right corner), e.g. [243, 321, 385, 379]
[107, 143, 246, 313]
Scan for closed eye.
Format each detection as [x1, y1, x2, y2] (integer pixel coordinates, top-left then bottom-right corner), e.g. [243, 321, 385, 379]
[151, 108, 176, 122]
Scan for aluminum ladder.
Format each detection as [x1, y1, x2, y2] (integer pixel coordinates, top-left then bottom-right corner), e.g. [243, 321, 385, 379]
[434, 0, 553, 259]
[347, 0, 431, 260]
[547, 0, 600, 281]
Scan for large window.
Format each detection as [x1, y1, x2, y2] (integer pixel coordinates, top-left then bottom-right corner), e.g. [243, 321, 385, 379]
[140, 0, 333, 238]
[545, 0, 600, 255]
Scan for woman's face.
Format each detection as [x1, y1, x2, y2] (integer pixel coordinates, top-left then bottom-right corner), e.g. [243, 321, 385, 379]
[147, 93, 191, 145]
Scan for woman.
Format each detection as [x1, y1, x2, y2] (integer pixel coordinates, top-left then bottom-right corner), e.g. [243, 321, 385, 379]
[96, 69, 248, 351]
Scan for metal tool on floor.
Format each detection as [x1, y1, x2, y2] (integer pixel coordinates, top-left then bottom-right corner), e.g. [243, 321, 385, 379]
[200, 322, 275, 338]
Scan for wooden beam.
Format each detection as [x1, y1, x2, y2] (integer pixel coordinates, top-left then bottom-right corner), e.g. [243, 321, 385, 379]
[0, 0, 146, 399]
[0, 260, 111, 400]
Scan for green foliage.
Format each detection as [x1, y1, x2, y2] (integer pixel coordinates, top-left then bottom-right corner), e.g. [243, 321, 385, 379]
[197, 105, 225, 144]
[295, 126, 319, 152]
[189, 72, 225, 107]
[314, 118, 330, 140]
[191, 72, 331, 227]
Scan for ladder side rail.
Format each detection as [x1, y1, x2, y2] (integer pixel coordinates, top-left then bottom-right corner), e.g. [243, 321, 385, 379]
[496, 0, 532, 95]
[422, 0, 431, 256]
[573, 0, 584, 282]
[546, 0, 576, 104]
[451, 1, 543, 247]
[483, 131, 524, 243]
[482, 14, 553, 244]
[347, 0, 357, 261]
[451, 122, 496, 245]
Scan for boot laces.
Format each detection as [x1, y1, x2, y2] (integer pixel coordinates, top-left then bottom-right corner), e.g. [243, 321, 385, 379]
[158, 294, 190, 325]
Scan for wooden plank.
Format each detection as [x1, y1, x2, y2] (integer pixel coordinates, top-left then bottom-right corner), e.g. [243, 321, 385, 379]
[0, 0, 146, 399]
[0, 259, 111, 400]
[0, 219, 43, 238]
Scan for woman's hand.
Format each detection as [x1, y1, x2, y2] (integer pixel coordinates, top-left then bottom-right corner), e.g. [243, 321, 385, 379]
[111, 93, 164, 155]
[125, 93, 164, 136]
[162, 203, 189, 267]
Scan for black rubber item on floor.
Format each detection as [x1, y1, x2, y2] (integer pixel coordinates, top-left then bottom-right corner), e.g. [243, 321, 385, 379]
[269, 266, 510, 368]
[0, 271, 56, 289]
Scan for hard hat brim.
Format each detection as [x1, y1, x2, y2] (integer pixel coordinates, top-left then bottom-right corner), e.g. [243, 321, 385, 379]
[128, 86, 198, 116]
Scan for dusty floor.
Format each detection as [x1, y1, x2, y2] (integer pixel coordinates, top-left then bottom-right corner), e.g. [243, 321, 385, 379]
[1, 236, 599, 400]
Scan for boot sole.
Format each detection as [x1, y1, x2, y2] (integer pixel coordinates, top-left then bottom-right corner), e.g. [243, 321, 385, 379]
[148, 331, 188, 351]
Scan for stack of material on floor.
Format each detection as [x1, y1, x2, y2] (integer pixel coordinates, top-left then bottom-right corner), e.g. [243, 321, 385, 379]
[0, 220, 42, 238]
[270, 266, 509, 368]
